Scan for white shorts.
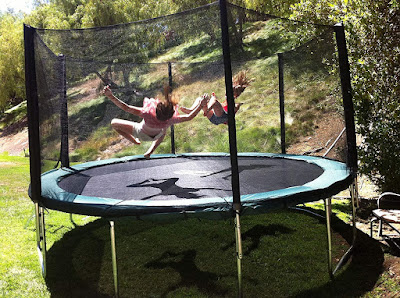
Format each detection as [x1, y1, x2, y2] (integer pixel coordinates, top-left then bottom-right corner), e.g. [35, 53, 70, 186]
[132, 121, 165, 142]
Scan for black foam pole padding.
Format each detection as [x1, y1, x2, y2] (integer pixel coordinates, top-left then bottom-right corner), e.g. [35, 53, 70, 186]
[219, 0, 241, 211]
[168, 62, 176, 154]
[59, 54, 70, 168]
[24, 24, 42, 203]
[278, 53, 286, 154]
[334, 23, 358, 173]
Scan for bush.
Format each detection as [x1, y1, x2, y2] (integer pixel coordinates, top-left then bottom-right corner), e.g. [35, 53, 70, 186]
[351, 1, 400, 192]
[290, 0, 400, 192]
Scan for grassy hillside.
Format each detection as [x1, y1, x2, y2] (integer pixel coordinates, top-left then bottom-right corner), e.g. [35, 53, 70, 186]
[43, 19, 342, 162]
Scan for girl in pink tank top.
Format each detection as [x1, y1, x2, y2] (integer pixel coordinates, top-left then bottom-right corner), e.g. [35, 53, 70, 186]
[104, 86, 208, 158]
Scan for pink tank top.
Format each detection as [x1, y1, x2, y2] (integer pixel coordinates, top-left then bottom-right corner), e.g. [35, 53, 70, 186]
[140, 97, 180, 129]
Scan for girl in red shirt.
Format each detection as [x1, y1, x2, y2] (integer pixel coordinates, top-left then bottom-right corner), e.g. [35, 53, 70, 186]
[180, 70, 251, 125]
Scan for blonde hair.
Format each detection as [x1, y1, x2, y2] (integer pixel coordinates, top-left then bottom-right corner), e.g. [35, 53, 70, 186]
[232, 70, 252, 98]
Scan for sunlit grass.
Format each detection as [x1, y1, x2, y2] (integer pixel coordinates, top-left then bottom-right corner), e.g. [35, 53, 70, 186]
[0, 153, 47, 297]
[305, 198, 353, 222]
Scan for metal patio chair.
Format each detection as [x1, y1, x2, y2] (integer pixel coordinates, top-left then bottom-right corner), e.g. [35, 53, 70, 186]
[370, 192, 400, 250]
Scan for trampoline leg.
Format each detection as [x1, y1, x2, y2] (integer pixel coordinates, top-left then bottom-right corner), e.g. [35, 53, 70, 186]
[349, 181, 358, 245]
[110, 221, 119, 298]
[324, 197, 333, 279]
[354, 176, 360, 208]
[331, 180, 358, 276]
[35, 202, 47, 277]
[69, 213, 77, 227]
[234, 211, 243, 297]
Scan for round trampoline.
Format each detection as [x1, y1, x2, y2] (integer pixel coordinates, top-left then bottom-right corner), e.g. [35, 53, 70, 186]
[39, 153, 352, 218]
[24, 2, 358, 294]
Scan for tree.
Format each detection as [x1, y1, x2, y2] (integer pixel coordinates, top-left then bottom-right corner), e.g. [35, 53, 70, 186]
[0, 14, 25, 113]
[351, 1, 400, 192]
[241, 0, 299, 17]
[24, 2, 70, 29]
[290, 0, 400, 192]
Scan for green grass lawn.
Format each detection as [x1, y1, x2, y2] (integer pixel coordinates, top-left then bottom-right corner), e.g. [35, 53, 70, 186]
[1, 153, 398, 297]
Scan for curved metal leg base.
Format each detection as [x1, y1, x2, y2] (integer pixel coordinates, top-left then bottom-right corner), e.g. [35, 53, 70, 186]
[35, 203, 47, 278]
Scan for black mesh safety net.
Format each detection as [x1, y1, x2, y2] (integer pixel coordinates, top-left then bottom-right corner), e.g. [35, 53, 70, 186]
[27, 1, 354, 173]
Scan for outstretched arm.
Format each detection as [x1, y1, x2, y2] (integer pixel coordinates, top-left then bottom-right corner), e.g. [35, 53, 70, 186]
[177, 94, 209, 123]
[103, 86, 142, 116]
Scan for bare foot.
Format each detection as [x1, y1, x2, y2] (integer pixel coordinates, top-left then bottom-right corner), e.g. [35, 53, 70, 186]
[144, 153, 151, 159]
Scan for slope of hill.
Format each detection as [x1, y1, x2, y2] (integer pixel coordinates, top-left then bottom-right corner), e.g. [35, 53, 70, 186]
[1, 19, 345, 162]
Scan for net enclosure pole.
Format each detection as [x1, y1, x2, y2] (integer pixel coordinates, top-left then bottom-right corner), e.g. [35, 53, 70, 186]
[24, 24, 42, 205]
[168, 62, 176, 154]
[219, 1, 243, 297]
[334, 23, 357, 173]
[278, 53, 286, 154]
[324, 197, 334, 279]
[110, 221, 119, 297]
[219, 0, 241, 211]
[25, 23, 48, 279]
[59, 54, 70, 167]
[333, 23, 359, 273]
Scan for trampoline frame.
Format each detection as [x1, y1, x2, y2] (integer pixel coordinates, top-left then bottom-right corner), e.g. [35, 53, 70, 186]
[25, 1, 358, 297]
[37, 152, 352, 217]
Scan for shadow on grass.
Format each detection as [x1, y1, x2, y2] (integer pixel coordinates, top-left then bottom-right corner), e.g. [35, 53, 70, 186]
[221, 223, 295, 256]
[45, 219, 111, 297]
[294, 209, 385, 297]
[145, 249, 229, 297]
[44, 210, 384, 297]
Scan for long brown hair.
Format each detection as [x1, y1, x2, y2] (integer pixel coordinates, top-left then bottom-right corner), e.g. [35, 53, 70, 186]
[156, 85, 178, 121]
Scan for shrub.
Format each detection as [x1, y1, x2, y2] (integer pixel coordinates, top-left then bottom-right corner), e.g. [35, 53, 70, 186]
[290, 0, 400, 192]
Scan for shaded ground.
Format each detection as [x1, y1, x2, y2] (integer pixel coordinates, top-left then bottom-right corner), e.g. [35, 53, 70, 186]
[42, 212, 385, 298]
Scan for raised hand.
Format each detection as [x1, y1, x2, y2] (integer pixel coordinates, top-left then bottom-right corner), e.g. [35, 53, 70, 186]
[103, 85, 113, 98]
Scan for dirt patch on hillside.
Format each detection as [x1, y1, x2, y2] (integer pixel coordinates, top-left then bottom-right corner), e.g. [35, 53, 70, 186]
[69, 77, 103, 104]
[287, 113, 347, 161]
[0, 127, 28, 156]
[98, 138, 131, 160]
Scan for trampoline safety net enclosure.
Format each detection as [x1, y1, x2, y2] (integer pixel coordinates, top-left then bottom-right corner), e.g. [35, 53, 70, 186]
[25, 1, 357, 218]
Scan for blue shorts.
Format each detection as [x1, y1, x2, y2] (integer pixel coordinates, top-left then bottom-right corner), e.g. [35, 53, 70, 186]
[209, 112, 228, 125]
